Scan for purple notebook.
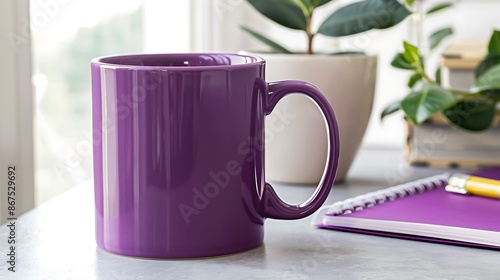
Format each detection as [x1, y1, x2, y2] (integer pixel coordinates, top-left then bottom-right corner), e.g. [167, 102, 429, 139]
[320, 168, 500, 249]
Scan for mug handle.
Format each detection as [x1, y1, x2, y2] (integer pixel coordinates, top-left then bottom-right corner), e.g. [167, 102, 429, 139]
[263, 81, 340, 219]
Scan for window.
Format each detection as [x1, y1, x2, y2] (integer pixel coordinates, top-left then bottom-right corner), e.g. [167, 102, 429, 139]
[0, 0, 34, 222]
[32, 0, 191, 205]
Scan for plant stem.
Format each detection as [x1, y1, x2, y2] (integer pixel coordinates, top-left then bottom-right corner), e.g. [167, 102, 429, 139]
[415, 65, 474, 97]
[416, 65, 433, 84]
[448, 87, 472, 97]
[307, 31, 314, 55]
[306, 10, 314, 55]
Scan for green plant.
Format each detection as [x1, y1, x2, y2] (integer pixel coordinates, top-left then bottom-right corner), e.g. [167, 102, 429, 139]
[382, 30, 500, 132]
[380, 0, 453, 126]
[242, 0, 413, 55]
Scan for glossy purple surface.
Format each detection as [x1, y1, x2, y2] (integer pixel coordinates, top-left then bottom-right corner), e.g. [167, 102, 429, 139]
[91, 53, 339, 258]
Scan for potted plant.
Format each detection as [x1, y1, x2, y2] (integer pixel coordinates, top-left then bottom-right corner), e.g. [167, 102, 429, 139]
[381, 30, 500, 166]
[382, 31, 500, 132]
[241, 0, 419, 183]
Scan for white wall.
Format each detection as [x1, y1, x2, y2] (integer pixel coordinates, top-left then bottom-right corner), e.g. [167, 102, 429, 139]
[194, 0, 500, 148]
[143, 0, 191, 53]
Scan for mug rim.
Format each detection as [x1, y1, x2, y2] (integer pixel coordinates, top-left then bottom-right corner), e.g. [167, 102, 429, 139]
[91, 53, 265, 70]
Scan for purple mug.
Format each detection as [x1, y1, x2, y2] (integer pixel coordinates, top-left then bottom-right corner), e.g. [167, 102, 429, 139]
[91, 53, 339, 258]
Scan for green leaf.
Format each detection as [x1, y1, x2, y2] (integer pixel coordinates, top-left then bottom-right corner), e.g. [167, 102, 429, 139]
[475, 54, 500, 78]
[408, 72, 422, 88]
[403, 41, 419, 64]
[471, 64, 500, 100]
[476, 64, 500, 89]
[488, 30, 500, 55]
[406, 0, 415, 6]
[400, 85, 456, 125]
[381, 100, 401, 120]
[317, 0, 411, 37]
[391, 53, 415, 70]
[426, 3, 453, 15]
[469, 86, 500, 103]
[435, 68, 442, 85]
[444, 99, 495, 131]
[300, 0, 312, 8]
[312, 0, 331, 7]
[247, 0, 308, 30]
[470, 85, 500, 93]
[326, 51, 365, 55]
[301, 0, 331, 8]
[240, 26, 293, 54]
[429, 27, 453, 50]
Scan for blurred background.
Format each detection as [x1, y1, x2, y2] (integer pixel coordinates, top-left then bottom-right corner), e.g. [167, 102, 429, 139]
[8, 0, 500, 206]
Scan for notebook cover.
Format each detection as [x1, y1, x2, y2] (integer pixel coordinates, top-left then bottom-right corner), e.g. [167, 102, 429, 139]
[320, 168, 500, 249]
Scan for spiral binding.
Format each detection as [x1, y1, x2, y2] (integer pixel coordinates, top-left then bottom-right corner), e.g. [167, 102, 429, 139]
[327, 173, 450, 216]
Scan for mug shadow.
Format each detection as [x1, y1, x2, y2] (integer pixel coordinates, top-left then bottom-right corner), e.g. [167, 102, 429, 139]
[94, 243, 267, 262]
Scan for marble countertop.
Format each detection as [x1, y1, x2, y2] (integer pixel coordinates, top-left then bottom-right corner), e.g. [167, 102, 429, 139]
[1, 148, 499, 280]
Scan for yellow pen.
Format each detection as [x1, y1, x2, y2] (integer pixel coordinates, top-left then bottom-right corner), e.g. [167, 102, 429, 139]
[445, 173, 500, 199]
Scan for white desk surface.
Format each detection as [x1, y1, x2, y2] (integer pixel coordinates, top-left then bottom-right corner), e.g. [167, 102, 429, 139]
[1, 148, 499, 280]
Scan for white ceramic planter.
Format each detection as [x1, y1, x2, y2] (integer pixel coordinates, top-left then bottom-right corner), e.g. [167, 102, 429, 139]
[242, 52, 377, 183]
